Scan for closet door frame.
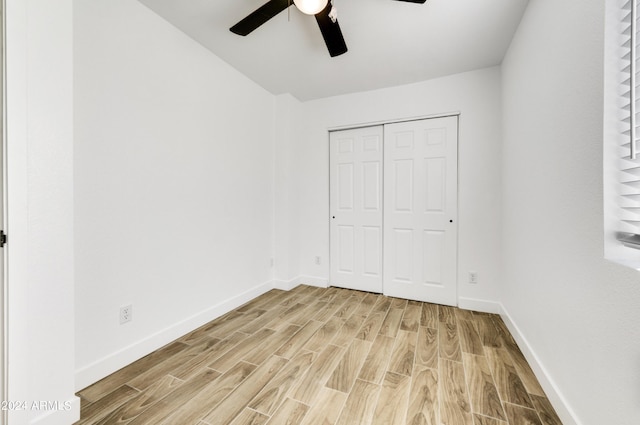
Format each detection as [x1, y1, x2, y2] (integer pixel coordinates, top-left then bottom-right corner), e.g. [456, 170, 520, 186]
[328, 113, 459, 305]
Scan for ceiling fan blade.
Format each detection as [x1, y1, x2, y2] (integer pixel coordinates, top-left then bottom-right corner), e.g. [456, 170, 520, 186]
[394, 0, 427, 3]
[230, 0, 291, 36]
[315, 2, 347, 57]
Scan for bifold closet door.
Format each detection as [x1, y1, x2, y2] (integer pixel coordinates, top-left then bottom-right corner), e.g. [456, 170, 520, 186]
[329, 126, 384, 293]
[383, 116, 458, 305]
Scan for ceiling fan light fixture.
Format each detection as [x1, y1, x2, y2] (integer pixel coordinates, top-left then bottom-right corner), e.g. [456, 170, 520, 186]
[293, 0, 328, 15]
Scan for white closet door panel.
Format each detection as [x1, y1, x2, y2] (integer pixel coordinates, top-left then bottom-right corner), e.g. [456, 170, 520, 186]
[425, 158, 445, 212]
[362, 226, 381, 277]
[330, 126, 383, 293]
[422, 230, 445, 284]
[393, 159, 414, 212]
[391, 228, 414, 281]
[383, 116, 458, 305]
[337, 163, 354, 210]
[337, 225, 355, 272]
[362, 161, 381, 211]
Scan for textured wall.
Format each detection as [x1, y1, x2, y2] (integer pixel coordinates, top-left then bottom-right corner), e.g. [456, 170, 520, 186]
[74, 0, 275, 388]
[502, 0, 640, 423]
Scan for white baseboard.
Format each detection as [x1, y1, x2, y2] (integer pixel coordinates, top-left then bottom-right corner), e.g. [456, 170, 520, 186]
[294, 275, 329, 288]
[75, 280, 273, 391]
[500, 304, 582, 425]
[457, 297, 502, 314]
[30, 395, 80, 425]
[271, 275, 329, 291]
[271, 278, 298, 291]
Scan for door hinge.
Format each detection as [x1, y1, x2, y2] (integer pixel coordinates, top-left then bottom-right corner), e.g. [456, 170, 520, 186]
[0, 231, 7, 248]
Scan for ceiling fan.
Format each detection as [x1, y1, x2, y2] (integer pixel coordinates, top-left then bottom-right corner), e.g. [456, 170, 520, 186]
[230, 0, 427, 57]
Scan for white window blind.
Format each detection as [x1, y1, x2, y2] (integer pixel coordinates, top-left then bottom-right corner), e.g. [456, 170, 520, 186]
[604, 0, 640, 264]
[617, 0, 640, 247]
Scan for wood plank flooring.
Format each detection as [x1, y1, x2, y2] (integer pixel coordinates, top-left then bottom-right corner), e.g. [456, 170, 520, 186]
[75, 285, 562, 425]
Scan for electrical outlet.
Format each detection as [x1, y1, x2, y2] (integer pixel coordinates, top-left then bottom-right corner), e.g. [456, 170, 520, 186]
[315, 256, 321, 265]
[120, 305, 133, 324]
[469, 271, 478, 284]
[270, 258, 275, 268]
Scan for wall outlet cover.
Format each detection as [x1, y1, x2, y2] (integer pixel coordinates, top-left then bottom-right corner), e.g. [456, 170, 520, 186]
[469, 272, 478, 284]
[120, 305, 133, 324]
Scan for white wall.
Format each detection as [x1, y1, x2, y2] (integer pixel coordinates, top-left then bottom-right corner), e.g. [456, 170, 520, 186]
[502, 0, 640, 424]
[283, 67, 504, 309]
[272, 94, 302, 286]
[74, 0, 276, 389]
[6, 0, 79, 423]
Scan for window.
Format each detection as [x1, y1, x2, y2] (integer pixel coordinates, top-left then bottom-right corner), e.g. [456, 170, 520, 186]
[604, 0, 640, 268]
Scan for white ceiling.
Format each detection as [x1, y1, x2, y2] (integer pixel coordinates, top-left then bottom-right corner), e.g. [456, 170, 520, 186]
[137, 0, 529, 101]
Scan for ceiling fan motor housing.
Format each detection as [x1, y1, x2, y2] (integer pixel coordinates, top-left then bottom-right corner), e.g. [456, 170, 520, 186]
[293, 0, 329, 15]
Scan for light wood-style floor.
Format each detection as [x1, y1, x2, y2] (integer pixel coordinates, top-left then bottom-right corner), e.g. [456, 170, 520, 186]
[76, 285, 562, 425]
